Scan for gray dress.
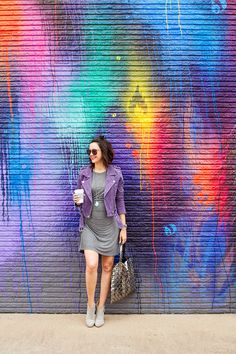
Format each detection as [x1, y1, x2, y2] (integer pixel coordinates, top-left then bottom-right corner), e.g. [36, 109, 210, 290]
[79, 170, 120, 256]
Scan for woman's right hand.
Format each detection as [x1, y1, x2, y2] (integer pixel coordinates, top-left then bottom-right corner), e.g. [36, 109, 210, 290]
[73, 193, 83, 205]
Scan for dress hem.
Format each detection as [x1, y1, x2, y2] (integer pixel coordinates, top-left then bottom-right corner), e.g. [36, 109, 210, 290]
[79, 248, 119, 256]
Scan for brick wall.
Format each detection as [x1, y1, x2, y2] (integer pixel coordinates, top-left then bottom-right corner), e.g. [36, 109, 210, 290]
[0, 0, 235, 313]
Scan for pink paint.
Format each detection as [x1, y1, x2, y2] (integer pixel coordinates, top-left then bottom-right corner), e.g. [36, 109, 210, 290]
[17, 1, 51, 142]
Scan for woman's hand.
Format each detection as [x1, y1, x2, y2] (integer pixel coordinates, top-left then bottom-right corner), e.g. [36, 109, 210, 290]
[119, 228, 127, 244]
[73, 193, 83, 206]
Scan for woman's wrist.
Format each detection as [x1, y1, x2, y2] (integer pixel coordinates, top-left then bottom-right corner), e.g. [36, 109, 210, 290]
[121, 223, 127, 229]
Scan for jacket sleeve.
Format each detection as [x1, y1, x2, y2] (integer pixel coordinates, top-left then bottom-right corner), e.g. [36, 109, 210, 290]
[76, 170, 83, 210]
[115, 171, 126, 215]
[78, 170, 82, 189]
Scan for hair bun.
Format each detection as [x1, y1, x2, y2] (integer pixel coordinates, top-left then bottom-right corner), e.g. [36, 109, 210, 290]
[99, 135, 105, 140]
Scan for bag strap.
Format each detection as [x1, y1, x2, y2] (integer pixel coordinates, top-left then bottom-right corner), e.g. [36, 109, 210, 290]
[119, 244, 123, 262]
[119, 243, 126, 262]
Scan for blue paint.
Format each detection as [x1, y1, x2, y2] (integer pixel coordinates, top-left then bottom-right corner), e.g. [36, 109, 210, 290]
[211, 0, 227, 14]
[164, 223, 177, 236]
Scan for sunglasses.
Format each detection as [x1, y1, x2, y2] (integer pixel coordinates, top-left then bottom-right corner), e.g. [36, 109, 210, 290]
[87, 148, 99, 156]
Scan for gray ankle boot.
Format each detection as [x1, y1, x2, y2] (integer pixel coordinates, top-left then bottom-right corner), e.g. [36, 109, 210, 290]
[86, 302, 96, 327]
[95, 300, 105, 327]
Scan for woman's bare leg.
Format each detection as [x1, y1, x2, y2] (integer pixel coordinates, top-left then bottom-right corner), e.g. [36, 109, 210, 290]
[84, 250, 99, 307]
[98, 255, 114, 308]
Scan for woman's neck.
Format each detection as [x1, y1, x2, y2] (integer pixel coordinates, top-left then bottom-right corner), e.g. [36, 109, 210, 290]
[93, 162, 107, 172]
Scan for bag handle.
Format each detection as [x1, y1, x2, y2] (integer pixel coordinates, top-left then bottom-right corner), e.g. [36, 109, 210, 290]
[119, 244, 123, 262]
[119, 242, 126, 262]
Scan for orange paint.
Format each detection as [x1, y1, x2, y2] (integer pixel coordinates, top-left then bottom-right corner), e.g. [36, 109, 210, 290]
[125, 143, 131, 149]
[132, 149, 139, 158]
[5, 47, 13, 119]
[0, 0, 22, 120]
[0, 1, 21, 46]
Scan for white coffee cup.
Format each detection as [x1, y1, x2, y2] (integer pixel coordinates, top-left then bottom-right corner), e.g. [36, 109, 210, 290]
[74, 188, 84, 203]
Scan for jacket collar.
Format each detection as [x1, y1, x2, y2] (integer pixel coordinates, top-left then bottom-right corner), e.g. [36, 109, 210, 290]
[81, 164, 116, 178]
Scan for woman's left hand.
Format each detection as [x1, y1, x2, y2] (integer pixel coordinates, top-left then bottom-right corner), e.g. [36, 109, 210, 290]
[119, 228, 127, 244]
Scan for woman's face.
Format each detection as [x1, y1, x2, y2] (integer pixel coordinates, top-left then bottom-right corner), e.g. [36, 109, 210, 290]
[88, 142, 103, 164]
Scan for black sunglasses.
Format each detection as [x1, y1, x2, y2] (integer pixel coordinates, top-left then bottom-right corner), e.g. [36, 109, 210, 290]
[87, 148, 99, 156]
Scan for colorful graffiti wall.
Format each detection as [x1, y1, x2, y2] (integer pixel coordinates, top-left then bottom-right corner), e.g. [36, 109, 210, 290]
[0, 0, 235, 313]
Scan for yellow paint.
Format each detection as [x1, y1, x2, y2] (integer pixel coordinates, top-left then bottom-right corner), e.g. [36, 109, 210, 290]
[123, 56, 156, 190]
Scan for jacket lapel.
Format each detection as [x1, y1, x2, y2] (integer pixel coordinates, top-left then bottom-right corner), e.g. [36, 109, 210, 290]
[81, 166, 93, 202]
[104, 165, 116, 197]
[81, 164, 116, 202]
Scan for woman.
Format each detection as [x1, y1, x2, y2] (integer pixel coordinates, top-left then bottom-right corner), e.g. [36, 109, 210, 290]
[73, 135, 127, 328]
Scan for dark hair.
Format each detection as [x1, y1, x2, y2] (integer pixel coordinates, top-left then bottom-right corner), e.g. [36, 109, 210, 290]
[89, 135, 114, 168]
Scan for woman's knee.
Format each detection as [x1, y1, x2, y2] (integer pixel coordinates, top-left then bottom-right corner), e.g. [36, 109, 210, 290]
[102, 256, 114, 272]
[86, 263, 98, 272]
[84, 250, 99, 272]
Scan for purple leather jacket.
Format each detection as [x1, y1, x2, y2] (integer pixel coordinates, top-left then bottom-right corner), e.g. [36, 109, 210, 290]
[77, 163, 126, 232]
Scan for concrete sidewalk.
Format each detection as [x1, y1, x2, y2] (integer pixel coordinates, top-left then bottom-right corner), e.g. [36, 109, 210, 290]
[0, 314, 235, 354]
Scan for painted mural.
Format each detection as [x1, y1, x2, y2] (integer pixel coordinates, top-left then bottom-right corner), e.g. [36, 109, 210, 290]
[0, 0, 235, 313]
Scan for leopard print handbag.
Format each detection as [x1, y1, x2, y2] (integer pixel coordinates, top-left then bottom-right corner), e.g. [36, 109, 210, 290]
[110, 243, 136, 303]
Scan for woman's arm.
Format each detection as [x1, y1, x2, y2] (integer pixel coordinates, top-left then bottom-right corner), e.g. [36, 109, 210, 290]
[116, 171, 127, 227]
[119, 213, 127, 229]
